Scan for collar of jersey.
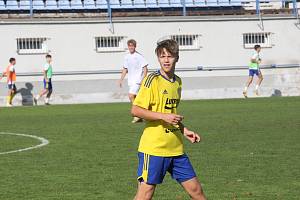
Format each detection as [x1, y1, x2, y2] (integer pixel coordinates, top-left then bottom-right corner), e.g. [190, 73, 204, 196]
[157, 70, 176, 83]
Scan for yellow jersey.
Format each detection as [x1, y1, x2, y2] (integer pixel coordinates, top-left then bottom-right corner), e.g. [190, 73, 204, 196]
[133, 71, 183, 157]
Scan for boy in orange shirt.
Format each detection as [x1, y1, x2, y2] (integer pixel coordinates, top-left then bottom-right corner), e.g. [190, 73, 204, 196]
[0, 58, 17, 107]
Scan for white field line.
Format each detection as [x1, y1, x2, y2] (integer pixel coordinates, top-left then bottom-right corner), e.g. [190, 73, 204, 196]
[0, 132, 49, 155]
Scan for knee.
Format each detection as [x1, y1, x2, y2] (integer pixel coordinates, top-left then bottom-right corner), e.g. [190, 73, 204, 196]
[189, 184, 205, 200]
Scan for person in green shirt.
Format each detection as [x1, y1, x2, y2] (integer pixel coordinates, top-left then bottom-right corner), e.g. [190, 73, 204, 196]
[34, 54, 53, 105]
[243, 45, 264, 98]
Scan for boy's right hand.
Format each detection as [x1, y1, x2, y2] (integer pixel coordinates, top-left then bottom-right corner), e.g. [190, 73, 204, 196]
[161, 113, 183, 125]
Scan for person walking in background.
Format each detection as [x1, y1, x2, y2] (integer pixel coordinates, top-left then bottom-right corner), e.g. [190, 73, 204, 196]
[118, 39, 148, 123]
[243, 44, 264, 98]
[0, 58, 17, 107]
[34, 54, 53, 105]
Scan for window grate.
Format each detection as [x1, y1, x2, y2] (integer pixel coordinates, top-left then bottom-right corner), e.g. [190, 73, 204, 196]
[95, 36, 126, 52]
[243, 32, 272, 48]
[17, 38, 48, 54]
[170, 34, 200, 50]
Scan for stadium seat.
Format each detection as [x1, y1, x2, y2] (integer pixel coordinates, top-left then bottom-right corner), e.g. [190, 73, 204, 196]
[6, 0, 19, 10]
[218, 0, 230, 6]
[145, 0, 159, 8]
[33, 0, 46, 10]
[229, 0, 241, 6]
[206, 0, 218, 7]
[121, 0, 133, 8]
[20, 0, 30, 10]
[58, 0, 71, 9]
[95, 0, 107, 9]
[134, 0, 146, 8]
[169, 0, 181, 7]
[46, 0, 59, 10]
[158, 0, 170, 7]
[194, 0, 205, 7]
[0, 0, 5, 10]
[71, 0, 84, 9]
[84, 0, 96, 8]
[108, 0, 121, 9]
[182, 0, 196, 7]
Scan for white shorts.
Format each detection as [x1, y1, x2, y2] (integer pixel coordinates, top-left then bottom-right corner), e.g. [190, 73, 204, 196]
[129, 83, 141, 95]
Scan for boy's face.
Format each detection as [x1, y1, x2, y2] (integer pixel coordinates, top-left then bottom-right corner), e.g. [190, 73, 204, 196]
[256, 47, 261, 53]
[128, 43, 136, 54]
[46, 57, 52, 63]
[11, 60, 16, 65]
[158, 48, 177, 73]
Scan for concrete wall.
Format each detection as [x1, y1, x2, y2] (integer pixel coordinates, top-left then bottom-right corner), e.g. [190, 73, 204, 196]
[0, 16, 299, 74]
[0, 16, 299, 106]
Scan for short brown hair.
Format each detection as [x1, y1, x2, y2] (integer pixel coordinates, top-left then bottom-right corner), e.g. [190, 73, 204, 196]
[127, 39, 137, 47]
[155, 39, 179, 60]
[46, 54, 52, 58]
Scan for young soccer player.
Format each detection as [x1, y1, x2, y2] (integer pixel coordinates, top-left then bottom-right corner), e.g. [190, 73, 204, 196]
[131, 39, 207, 200]
[0, 58, 17, 107]
[34, 54, 53, 105]
[243, 44, 264, 98]
[118, 39, 148, 123]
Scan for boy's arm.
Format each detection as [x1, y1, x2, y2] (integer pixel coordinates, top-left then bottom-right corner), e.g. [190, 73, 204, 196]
[118, 68, 128, 88]
[142, 65, 148, 80]
[43, 70, 48, 82]
[178, 122, 201, 143]
[131, 105, 183, 125]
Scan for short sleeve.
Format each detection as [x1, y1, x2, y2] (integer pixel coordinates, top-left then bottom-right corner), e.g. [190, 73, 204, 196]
[9, 66, 14, 72]
[44, 64, 49, 71]
[140, 55, 148, 68]
[251, 53, 258, 60]
[133, 75, 155, 109]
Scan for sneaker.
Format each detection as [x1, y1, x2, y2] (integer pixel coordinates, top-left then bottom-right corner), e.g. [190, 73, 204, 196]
[6, 103, 12, 107]
[33, 97, 38, 105]
[255, 90, 259, 96]
[243, 91, 248, 98]
[132, 117, 143, 123]
[45, 102, 51, 106]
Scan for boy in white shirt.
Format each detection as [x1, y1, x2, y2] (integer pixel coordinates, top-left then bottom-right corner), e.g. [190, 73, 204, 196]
[118, 39, 148, 123]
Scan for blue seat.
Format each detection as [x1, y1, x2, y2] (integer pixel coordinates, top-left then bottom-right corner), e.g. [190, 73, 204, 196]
[170, 0, 181, 7]
[146, 0, 158, 8]
[46, 0, 59, 9]
[96, 0, 107, 8]
[194, 0, 205, 6]
[84, 0, 96, 8]
[134, 0, 146, 8]
[58, 0, 71, 9]
[218, 0, 230, 6]
[158, 0, 170, 7]
[108, 0, 121, 8]
[182, 0, 196, 7]
[20, 0, 30, 10]
[6, 0, 20, 10]
[33, 0, 46, 10]
[121, 0, 133, 8]
[206, 0, 218, 7]
[71, 0, 84, 9]
[0, 0, 5, 10]
[229, 0, 241, 6]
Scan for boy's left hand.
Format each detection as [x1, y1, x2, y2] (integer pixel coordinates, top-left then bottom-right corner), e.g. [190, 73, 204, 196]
[183, 128, 201, 143]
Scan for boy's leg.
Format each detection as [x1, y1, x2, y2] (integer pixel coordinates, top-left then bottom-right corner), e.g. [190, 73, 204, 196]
[255, 70, 264, 95]
[134, 182, 156, 200]
[243, 75, 253, 98]
[181, 177, 206, 200]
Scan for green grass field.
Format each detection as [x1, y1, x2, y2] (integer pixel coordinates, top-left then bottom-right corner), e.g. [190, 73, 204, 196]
[0, 97, 300, 200]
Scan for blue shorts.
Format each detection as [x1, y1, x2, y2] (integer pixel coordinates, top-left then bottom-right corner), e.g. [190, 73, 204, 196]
[43, 78, 52, 91]
[137, 152, 196, 185]
[249, 69, 260, 76]
[8, 84, 17, 91]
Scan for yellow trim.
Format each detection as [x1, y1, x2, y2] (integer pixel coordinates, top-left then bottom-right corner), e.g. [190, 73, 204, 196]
[140, 153, 150, 182]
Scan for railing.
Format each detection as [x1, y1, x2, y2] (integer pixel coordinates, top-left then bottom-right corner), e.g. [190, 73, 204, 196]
[14, 63, 300, 77]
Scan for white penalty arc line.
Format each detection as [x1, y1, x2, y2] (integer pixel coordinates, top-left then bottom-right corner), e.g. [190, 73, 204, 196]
[0, 132, 49, 155]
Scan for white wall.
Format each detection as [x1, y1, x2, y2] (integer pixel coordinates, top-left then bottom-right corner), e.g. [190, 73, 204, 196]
[0, 16, 299, 74]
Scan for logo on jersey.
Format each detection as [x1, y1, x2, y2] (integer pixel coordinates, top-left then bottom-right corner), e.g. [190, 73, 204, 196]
[165, 127, 180, 133]
[162, 89, 168, 94]
[164, 98, 180, 110]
